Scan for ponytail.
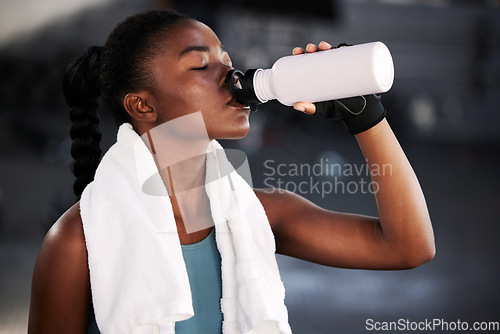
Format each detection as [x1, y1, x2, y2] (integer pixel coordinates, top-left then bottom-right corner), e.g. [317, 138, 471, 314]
[63, 46, 103, 199]
[62, 10, 192, 198]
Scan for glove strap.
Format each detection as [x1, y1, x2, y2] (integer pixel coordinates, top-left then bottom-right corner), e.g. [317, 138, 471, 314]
[314, 94, 386, 135]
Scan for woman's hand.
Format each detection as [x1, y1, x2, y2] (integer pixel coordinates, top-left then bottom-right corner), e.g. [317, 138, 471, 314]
[292, 41, 334, 114]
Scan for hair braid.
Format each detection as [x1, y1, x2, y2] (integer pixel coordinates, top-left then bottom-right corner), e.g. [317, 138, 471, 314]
[63, 46, 103, 198]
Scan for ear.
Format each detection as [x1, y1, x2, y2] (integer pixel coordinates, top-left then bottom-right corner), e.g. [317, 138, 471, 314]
[123, 92, 158, 123]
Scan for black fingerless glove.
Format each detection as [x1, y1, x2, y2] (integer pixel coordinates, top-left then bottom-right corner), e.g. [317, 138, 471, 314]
[314, 94, 386, 135]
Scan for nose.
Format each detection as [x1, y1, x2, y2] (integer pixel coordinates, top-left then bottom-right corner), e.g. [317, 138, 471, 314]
[219, 64, 233, 88]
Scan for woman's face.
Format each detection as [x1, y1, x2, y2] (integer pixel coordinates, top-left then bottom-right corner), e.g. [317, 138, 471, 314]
[147, 20, 250, 140]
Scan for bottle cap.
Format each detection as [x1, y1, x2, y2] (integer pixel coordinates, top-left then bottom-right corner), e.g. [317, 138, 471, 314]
[225, 69, 261, 111]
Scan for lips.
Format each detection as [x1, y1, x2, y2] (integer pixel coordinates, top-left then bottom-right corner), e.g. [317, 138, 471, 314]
[227, 96, 250, 110]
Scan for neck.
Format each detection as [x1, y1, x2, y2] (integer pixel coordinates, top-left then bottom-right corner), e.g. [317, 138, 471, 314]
[138, 112, 216, 236]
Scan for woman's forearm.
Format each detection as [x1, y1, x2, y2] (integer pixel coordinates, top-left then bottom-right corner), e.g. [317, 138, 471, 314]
[355, 118, 435, 267]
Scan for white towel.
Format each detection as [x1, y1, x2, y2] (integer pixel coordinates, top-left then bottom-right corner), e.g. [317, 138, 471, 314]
[80, 122, 292, 334]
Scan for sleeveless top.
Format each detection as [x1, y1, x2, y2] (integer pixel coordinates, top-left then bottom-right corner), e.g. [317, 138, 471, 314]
[87, 228, 223, 333]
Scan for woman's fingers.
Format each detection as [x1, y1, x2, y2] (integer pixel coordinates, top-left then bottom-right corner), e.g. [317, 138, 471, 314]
[305, 43, 318, 53]
[291, 41, 334, 114]
[318, 41, 333, 51]
[293, 41, 334, 55]
[293, 102, 316, 115]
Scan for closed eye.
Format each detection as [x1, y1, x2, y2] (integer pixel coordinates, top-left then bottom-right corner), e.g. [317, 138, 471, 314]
[191, 65, 208, 71]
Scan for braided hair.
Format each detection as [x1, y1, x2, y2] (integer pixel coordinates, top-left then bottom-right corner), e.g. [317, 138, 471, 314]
[62, 10, 191, 198]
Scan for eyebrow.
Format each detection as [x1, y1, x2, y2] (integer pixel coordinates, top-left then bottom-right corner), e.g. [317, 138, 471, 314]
[179, 44, 227, 57]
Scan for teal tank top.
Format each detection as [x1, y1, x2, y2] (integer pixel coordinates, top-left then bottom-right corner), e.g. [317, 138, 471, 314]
[176, 228, 223, 333]
[87, 228, 223, 334]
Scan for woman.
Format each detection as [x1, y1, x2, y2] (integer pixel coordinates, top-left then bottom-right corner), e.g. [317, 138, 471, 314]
[28, 9, 435, 334]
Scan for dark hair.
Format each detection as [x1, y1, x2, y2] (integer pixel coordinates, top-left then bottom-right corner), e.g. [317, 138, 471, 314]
[63, 9, 191, 198]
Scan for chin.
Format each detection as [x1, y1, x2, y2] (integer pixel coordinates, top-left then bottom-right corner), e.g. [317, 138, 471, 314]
[212, 125, 250, 141]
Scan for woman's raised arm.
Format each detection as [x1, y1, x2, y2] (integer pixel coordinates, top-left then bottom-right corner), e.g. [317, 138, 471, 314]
[256, 41, 434, 270]
[257, 119, 434, 270]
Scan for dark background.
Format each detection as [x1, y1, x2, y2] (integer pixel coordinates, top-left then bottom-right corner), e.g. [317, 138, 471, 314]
[1, 0, 499, 333]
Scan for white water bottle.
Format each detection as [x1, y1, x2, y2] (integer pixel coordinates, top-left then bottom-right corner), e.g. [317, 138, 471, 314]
[226, 41, 394, 109]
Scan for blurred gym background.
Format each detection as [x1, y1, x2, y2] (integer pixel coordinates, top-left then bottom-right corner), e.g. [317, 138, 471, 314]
[1, 0, 499, 333]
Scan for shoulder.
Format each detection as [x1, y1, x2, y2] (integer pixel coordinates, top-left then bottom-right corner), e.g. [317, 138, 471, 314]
[32, 201, 89, 291]
[31, 200, 88, 286]
[254, 187, 304, 207]
[29, 201, 91, 333]
[42, 201, 86, 257]
[254, 188, 318, 229]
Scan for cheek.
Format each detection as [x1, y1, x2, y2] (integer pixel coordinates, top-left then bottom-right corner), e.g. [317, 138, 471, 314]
[160, 78, 222, 112]
[154, 86, 204, 122]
